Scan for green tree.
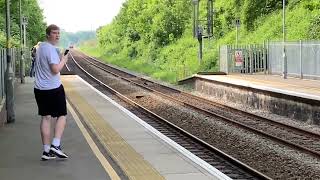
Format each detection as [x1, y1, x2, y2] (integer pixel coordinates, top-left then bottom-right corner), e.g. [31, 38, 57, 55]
[0, 0, 46, 47]
[89, 0, 320, 83]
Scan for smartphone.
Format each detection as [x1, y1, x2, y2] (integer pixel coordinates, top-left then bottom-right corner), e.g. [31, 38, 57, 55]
[64, 49, 69, 56]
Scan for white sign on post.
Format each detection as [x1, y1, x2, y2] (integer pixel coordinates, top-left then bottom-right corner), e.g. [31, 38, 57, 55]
[235, 51, 243, 67]
[235, 19, 240, 27]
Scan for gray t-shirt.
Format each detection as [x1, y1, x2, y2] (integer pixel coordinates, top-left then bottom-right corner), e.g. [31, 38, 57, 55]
[34, 42, 61, 90]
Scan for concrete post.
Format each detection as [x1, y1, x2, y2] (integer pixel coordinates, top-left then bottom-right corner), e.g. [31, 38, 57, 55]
[19, 0, 25, 84]
[299, 40, 303, 79]
[282, 0, 287, 79]
[5, 0, 15, 123]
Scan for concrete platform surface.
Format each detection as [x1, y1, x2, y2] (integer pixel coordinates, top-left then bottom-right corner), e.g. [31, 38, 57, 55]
[0, 76, 231, 180]
[0, 77, 111, 180]
[62, 75, 230, 180]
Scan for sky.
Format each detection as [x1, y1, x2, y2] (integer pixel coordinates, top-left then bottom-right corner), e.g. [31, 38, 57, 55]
[37, 0, 126, 32]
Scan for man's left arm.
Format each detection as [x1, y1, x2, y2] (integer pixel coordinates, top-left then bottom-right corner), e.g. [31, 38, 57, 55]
[50, 55, 68, 74]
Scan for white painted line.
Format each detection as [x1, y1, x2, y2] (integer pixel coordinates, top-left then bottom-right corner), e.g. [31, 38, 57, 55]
[75, 75, 232, 180]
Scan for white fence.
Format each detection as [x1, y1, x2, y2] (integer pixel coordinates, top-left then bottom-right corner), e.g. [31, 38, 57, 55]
[268, 41, 320, 79]
[220, 41, 320, 80]
[219, 44, 267, 74]
[0, 48, 20, 102]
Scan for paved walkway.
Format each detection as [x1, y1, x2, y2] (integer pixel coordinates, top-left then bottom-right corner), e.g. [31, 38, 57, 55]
[0, 78, 111, 180]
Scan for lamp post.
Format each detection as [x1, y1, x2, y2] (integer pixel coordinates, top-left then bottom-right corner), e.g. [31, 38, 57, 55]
[283, 0, 287, 79]
[5, 0, 15, 123]
[197, 26, 203, 62]
[192, 0, 202, 62]
[235, 18, 240, 47]
[19, 0, 25, 83]
[192, 0, 199, 38]
[22, 17, 28, 53]
[207, 0, 213, 37]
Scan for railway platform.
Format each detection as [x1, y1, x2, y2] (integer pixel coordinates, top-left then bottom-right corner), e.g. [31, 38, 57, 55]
[179, 73, 320, 125]
[0, 76, 229, 180]
[196, 74, 320, 99]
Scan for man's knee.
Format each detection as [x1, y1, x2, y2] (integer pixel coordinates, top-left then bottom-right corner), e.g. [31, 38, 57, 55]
[57, 115, 66, 121]
[42, 115, 51, 121]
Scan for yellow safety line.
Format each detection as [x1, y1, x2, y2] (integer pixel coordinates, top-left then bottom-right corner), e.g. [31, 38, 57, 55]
[67, 101, 121, 180]
[63, 79, 164, 180]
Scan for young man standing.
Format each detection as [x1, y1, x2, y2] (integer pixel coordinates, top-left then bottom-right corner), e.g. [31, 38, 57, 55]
[34, 24, 69, 160]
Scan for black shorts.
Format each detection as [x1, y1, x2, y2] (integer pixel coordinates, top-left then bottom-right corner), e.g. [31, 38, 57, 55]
[34, 85, 67, 117]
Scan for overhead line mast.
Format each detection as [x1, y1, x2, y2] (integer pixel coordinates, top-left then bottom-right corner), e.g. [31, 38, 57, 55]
[192, 0, 214, 62]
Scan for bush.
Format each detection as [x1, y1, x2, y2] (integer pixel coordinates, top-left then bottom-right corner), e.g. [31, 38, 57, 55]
[80, 0, 320, 84]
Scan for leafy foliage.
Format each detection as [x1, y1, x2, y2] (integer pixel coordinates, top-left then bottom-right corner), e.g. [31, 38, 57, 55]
[0, 0, 46, 48]
[81, 0, 320, 83]
[309, 15, 320, 39]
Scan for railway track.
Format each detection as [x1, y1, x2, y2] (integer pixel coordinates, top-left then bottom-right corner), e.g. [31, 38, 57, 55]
[64, 51, 271, 179]
[72, 51, 320, 159]
[64, 50, 320, 179]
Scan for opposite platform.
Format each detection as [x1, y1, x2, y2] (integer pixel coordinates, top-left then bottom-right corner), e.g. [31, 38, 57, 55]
[196, 74, 320, 101]
[181, 74, 320, 124]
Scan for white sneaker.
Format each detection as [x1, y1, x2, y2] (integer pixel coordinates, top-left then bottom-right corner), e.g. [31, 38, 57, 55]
[41, 151, 56, 161]
[50, 145, 68, 158]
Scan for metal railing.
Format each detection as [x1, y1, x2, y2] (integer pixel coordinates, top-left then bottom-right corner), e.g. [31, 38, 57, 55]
[220, 44, 267, 74]
[220, 41, 320, 80]
[0, 48, 21, 103]
[0, 49, 6, 102]
[268, 41, 320, 79]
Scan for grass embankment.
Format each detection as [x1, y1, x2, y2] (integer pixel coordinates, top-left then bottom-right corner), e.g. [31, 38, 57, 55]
[80, 4, 319, 84]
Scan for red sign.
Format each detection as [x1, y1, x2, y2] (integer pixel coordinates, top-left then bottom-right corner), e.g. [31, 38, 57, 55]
[235, 51, 243, 66]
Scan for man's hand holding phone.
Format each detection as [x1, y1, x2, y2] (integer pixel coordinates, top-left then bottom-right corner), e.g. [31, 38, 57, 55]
[64, 49, 69, 56]
[61, 49, 69, 64]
